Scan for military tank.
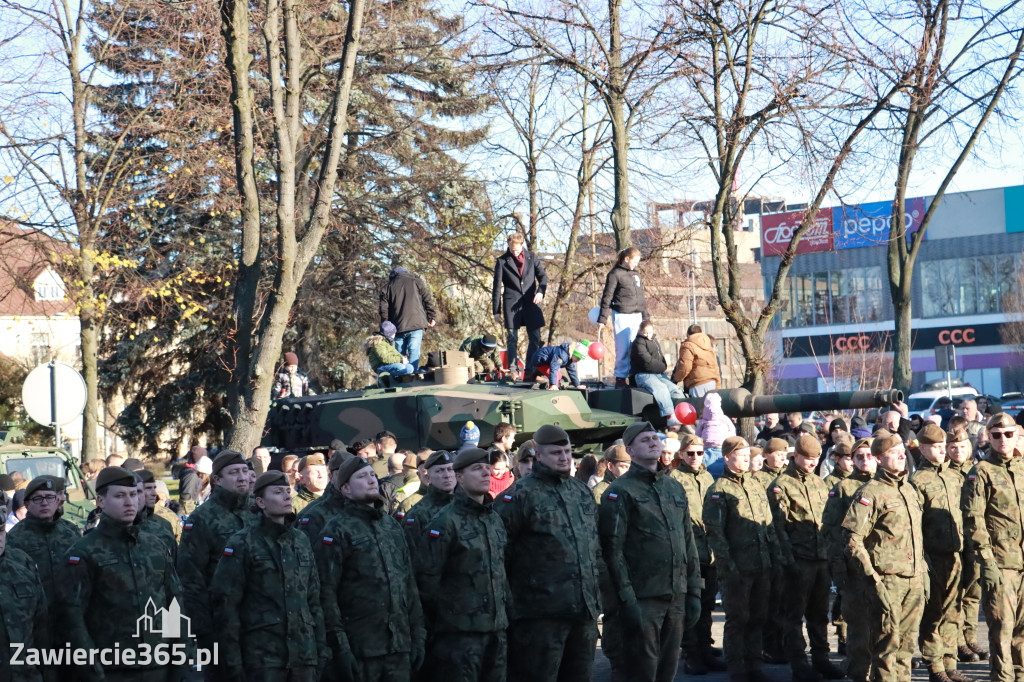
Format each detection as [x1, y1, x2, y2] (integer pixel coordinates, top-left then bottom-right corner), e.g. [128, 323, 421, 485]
[262, 350, 904, 453]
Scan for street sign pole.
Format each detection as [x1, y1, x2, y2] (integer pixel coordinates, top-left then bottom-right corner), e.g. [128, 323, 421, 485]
[49, 359, 60, 448]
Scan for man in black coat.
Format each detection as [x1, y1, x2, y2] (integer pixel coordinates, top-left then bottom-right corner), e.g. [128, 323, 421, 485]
[629, 321, 685, 424]
[380, 266, 438, 371]
[492, 233, 548, 376]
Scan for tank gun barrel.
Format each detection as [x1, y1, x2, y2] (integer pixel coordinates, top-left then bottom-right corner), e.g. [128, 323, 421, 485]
[716, 388, 904, 418]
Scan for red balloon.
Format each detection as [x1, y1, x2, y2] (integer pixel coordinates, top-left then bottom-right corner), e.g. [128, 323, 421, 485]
[674, 401, 697, 425]
[588, 341, 605, 360]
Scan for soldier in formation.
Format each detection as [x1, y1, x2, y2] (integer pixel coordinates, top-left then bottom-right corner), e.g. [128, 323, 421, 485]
[292, 453, 330, 514]
[398, 450, 456, 548]
[946, 428, 987, 662]
[755, 437, 789, 664]
[0, 523, 49, 682]
[297, 450, 352, 546]
[592, 443, 631, 502]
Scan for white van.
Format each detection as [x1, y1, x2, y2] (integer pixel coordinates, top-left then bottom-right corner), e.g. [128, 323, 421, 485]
[905, 387, 979, 421]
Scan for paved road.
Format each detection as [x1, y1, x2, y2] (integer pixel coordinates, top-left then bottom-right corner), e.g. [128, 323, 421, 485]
[592, 608, 992, 681]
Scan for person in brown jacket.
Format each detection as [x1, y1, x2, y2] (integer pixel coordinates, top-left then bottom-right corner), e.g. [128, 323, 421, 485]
[672, 325, 722, 397]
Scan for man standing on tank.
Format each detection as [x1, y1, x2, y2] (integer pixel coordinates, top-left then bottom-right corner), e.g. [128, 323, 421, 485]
[492, 232, 547, 377]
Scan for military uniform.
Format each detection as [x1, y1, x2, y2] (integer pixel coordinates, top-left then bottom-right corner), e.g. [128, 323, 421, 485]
[0, 545, 49, 682]
[317, 496, 425, 681]
[704, 465, 778, 676]
[153, 503, 182, 542]
[593, 462, 626, 670]
[948, 456, 983, 657]
[176, 484, 256, 648]
[291, 484, 320, 514]
[599, 466, 702, 682]
[396, 488, 425, 516]
[211, 514, 328, 681]
[459, 335, 499, 375]
[137, 505, 178, 560]
[372, 457, 390, 479]
[592, 470, 617, 504]
[670, 461, 719, 664]
[415, 487, 508, 682]
[910, 458, 965, 675]
[963, 450, 1024, 682]
[59, 514, 191, 682]
[400, 484, 454, 552]
[296, 483, 345, 547]
[821, 467, 849, 643]
[6, 512, 80, 634]
[842, 467, 925, 682]
[494, 460, 601, 682]
[751, 463, 786, 661]
[822, 469, 874, 679]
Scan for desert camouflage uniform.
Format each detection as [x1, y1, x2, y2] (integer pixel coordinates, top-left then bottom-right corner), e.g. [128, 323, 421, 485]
[842, 467, 925, 682]
[962, 452, 1024, 682]
[704, 466, 778, 676]
[416, 487, 508, 682]
[910, 458, 964, 674]
[494, 460, 601, 682]
[153, 503, 182, 543]
[0, 546, 49, 682]
[211, 514, 328, 681]
[137, 505, 178, 561]
[948, 457, 982, 652]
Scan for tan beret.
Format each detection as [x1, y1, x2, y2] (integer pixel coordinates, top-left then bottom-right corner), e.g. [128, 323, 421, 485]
[917, 422, 946, 445]
[298, 453, 326, 471]
[602, 444, 631, 463]
[853, 437, 873, 453]
[831, 435, 855, 458]
[721, 436, 750, 458]
[987, 412, 1015, 431]
[749, 445, 763, 458]
[766, 438, 790, 454]
[946, 429, 970, 444]
[870, 429, 902, 457]
[795, 434, 822, 458]
[679, 434, 704, 450]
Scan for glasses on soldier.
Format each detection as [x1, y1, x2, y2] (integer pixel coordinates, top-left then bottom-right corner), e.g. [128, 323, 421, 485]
[685, 449, 704, 455]
[28, 494, 58, 504]
[991, 430, 1016, 439]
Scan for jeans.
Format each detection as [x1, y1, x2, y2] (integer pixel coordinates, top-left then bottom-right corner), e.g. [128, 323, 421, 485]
[634, 373, 685, 417]
[704, 447, 724, 478]
[394, 329, 423, 370]
[507, 327, 542, 373]
[612, 312, 643, 378]
[688, 381, 716, 398]
[376, 362, 414, 376]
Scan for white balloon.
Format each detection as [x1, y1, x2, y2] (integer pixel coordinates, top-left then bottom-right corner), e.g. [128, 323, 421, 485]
[588, 306, 601, 326]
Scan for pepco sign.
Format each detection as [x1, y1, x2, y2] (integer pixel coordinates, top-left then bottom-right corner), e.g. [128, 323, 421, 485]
[760, 209, 833, 257]
[832, 197, 925, 250]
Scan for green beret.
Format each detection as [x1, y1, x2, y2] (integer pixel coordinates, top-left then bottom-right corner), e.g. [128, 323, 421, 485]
[622, 421, 656, 446]
[454, 447, 489, 472]
[534, 424, 570, 446]
[211, 450, 247, 476]
[40, 474, 65, 492]
[25, 476, 58, 499]
[917, 422, 946, 445]
[253, 471, 290, 498]
[336, 457, 371, 486]
[95, 466, 137, 493]
[424, 450, 454, 469]
[329, 450, 354, 472]
[137, 469, 156, 483]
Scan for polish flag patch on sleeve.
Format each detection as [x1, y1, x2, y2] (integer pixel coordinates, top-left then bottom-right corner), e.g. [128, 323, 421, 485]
[828, 490, 836, 497]
[608, 493, 619, 501]
[968, 474, 977, 482]
[67, 556, 81, 565]
[858, 497, 872, 506]
[711, 494, 720, 500]
[772, 487, 782, 494]
[429, 529, 441, 539]
[322, 536, 334, 545]
[503, 494, 513, 502]
[183, 522, 194, 530]
[405, 517, 416, 525]
[298, 517, 310, 525]
[223, 547, 234, 557]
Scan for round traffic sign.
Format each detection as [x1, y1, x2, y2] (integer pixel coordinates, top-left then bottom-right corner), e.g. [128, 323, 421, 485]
[21, 362, 87, 427]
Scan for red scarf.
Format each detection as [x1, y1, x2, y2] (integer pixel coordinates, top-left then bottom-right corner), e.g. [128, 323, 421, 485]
[512, 250, 526, 276]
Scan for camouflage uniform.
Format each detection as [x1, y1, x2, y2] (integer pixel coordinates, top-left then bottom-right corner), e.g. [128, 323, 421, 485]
[599, 466, 702, 682]
[948, 457, 982, 653]
[962, 452, 1024, 682]
[821, 467, 849, 642]
[592, 470, 617, 504]
[291, 484, 320, 515]
[493, 460, 601, 682]
[400, 485, 454, 553]
[593, 469, 625, 671]
[751, 463, 786, 662]
[670, 461, 719, 662]
[316, 497, 425, 680]
[137, 505, 178, 560]
[153, 503, 182, 543]
[842, 467, 925, 682]
[58, 514, 191, 682]
[372, 457, 390, 479]
[909, 459, 964, 674]
[211, 515, 328, 681]
[704, 466, 778, 676]
[415, 487, 508, 682]
[396, 488, 425, 517]
[176, 485, 256, 648]
[823, 467, 849, 492]
[0, 546, 49, 682]
[6, 512, 80, 633]
[296, 483, 345, 547]
[768, 461, 833, 673]
[822, 469, 874, 679]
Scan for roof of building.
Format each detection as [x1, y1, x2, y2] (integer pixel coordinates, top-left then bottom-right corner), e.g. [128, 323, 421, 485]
[0, 222, 75, 317]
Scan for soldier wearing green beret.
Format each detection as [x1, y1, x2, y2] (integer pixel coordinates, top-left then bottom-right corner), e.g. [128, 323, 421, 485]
[7, 474, 81, 637]
[316, 456, 425, 682]
[211, 471, 328, 681]
[296, 450, 352, 546]
[842, 429, 925, 682]
[705, 435, 780, 682]
[493, 423, 601, 682]
[177, 450, 257, 652]
[0, 524, 50, 682]
[820, 435, 854, 657]
[398, 450, 456, 551]
[768, 434, 844, 681]
[415, 447, 508, 682]
[58, 467, 192, 682]
[131, 469, 177, 560]
[292, 453, 329, 514]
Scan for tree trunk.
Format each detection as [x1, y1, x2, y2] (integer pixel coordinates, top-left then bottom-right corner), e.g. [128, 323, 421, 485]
[890, 286, 914, 394]
[606, 0, 630, 251]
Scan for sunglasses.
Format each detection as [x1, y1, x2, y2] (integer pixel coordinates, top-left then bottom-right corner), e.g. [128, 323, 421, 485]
[991, 430, 1017, 439]
[684, 449, 704, 455]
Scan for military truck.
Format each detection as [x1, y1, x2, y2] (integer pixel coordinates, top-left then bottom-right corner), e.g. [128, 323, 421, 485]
[0, 428, 96, 527]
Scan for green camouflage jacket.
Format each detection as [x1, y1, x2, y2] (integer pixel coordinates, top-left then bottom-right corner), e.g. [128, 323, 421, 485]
[947, 458, 971, 483]
[316, 497, 425, 660]
[400, 485, 454, 552]
[137, 506, 178, 560]
[842, 467, 925, 579]
[599, 465, 701, 604]
[821, 469, 872, 578]
[153, 504, 182, 543]
[768, 461, 830, 562]
[493, 460, 601, 621]
[415, 488, 508, 634]
[592, 470, 617, 504]
[0, 549, 50, 682]
[291, 485, 320, 515]
[909, 459, 963, 554]
[823, 467, 849, 492]
[670, 462, 715, 565]
[58, 515, 191, 681]
[211, 515, 328, 674]
[176, 485, 256, 643]
[963, 452, 1024, 569]
[6, 513, 81, 604]
[296, 483, 345, 547]
[704, 466, 778, 575]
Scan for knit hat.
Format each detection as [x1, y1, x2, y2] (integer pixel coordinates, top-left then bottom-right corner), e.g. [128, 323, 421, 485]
[254, 471, 290, 498]
[766, 438, 790, 454]
[211, 450, 247, 476]
[534, 424, 571, 446]
[284, 352, 299, 366]
[795, 434, 822, 458]
[946, 429, 970, 444]
[622, 421, 656, 446]
[380, 321, 397, 340]
[336, 457, 371, 486]
[329, 450, 354, 472]
[298, 453, 326, 471]
[662, 434, 681, 454]
[602, 444, 631, 463]
[459, 421, 481, 446]
[424, 450, 454, 469]
[481, 334, 498, 347]
[196, 456, 213, 475]
[828, 418, 848, 434]
[721, 436, 750, 458]
[870, 429, 902, 457]
[95, 466, 137, 493]
[917, 423, 946, 445]
[571, 341, 591, 361]
[454, 447, 490, 472]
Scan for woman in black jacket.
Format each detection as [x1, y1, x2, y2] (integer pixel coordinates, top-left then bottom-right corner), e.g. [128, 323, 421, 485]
[597, 247, 648, 386]
[492, 233, 548, 375]
[629, 321, 685, 422]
